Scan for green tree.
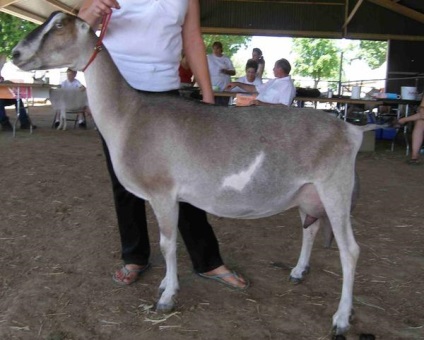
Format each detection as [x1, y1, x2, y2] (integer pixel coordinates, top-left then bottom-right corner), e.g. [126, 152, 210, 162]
[203, 35, 251, 58]
[357, 40, 387, 69]
[0, 12, 37, 58]
[292, 38, 340, 89]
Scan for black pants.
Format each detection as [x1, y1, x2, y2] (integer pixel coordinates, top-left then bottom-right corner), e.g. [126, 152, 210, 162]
[0, 99, 30, 124]
[100, 102, 224, 273]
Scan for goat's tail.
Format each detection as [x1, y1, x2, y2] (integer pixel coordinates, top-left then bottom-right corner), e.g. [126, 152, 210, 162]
[357, 123, 389, 132]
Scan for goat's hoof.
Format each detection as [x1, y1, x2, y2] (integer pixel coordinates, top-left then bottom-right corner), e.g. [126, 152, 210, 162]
[156, 301, 175, 313]
[288, 266, 310, 284]
[332, 324, 350, 337]
[332, 310, 352, 337]
[332, 335, 346, 340]
[288, 275, 303, 284]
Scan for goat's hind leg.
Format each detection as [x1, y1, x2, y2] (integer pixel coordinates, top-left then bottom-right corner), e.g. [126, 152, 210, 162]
[290, 210, 320, 283]
[317, 184, 359, 335]
[150, 198, 180, 312]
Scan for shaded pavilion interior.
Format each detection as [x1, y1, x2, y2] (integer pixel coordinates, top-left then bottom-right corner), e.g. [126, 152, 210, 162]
[1, 0, 423, 91]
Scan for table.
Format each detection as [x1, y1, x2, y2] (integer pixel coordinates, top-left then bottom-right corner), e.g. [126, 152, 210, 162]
[0, 82, 55, 136]
[294, 96, 385, 121]
[296, 96, 421, 155]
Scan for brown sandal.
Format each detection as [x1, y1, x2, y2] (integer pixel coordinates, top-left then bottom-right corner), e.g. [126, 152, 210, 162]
[112, 263, 151, 286]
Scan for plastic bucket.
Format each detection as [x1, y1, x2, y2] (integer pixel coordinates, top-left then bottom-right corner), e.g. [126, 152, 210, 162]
[401, 86, 417, 100]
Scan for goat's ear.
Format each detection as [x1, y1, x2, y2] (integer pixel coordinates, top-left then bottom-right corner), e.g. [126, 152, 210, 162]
[78, 20, 91, 32]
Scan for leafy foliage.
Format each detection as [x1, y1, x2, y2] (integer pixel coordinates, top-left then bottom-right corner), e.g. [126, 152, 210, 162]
[203, 34, 251, 58]
[292, 38, 340, 89]
[358, 40, 387, 69]
[0, 12, 37, 58]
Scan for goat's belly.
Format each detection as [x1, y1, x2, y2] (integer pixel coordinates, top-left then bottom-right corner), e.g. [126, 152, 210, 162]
[179, 191, 296, 219]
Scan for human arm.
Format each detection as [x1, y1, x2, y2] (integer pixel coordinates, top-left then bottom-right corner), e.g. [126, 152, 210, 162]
[225, 82, 257, 93]
[221, 69, 236, 76]
[78, 0, 121, 29]
[399, 96, 424, 124]
[182, 0, 214, 104]
[257, 61, 265, 79]
[418, 96, 424, 118]
[221, 57, 236, 76]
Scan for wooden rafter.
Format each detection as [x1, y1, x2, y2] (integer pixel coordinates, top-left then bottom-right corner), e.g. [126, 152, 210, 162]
[0, 5, 45, 24]
[0, 0, 19, 7]
[343, 0, 365, 29]
[43, 0, 79, 15]
[367, 0, 424, 24]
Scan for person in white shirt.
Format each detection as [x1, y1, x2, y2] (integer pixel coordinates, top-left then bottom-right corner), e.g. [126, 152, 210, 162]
[61, 68, 84, 89]
[56, 68, 88, 128]
[79, 0, 247, 290]
[225, 58, 296, 107]
[230, 59, 262, 92]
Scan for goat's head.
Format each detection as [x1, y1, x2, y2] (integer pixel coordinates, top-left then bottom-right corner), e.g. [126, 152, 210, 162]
[12, 11, 93, 72]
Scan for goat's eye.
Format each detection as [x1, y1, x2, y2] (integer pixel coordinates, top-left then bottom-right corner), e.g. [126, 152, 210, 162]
[55, 22, 63, 29]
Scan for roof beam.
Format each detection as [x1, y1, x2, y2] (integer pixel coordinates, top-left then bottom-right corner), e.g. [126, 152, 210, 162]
[43, 0, 79, 15]
[0, 5, 45, 24]
[343, 0, 364, 29]
[367, 0, 424, 24]
[0, 0, 19, 7]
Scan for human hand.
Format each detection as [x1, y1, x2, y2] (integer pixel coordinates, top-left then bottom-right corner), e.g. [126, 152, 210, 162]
[79, 0, 121, 22]
[225, 82, 236, 91]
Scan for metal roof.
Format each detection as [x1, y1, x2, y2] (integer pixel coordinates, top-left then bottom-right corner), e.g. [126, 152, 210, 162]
[1, 0, 423, 40]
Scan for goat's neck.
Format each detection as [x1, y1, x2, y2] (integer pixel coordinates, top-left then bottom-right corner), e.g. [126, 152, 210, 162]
[82, 42, 138, 139]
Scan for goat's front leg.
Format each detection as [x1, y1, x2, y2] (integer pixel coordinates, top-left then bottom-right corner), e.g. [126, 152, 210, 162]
[150, 198, 179, 312]
[290, 210, 320, 283]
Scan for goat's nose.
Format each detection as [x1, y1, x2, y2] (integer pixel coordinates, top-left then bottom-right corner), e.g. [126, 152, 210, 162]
[12, 50, 20, 60]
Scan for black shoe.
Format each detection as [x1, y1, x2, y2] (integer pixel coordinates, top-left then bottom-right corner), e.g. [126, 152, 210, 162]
[54, 121, 60, 128]
[78, 121, 87, 129]
[1, 119, 13, 131]
[20, 124, 37, 130]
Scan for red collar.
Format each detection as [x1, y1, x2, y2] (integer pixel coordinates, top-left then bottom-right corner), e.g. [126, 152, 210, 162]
[82, 13, 111, 72]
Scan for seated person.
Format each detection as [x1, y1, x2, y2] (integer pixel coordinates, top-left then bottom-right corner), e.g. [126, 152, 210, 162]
[0, 98, 33, 131]
[395, 98, 424, 165]
[230, 59, 263, 92]
[55, 68, 89, 128]
[0, 54, 33, 131]
[225, 58, 296, 106]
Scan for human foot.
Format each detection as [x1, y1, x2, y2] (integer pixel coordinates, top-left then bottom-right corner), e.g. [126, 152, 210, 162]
[112, 263, 151, 286]
[198, 265, 249, 290]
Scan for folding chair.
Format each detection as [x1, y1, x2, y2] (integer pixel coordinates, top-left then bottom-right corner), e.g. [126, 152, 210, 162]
[49, 88, 89, 130]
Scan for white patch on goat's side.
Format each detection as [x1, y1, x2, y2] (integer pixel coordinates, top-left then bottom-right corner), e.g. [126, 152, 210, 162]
[221, 152, 265, 191]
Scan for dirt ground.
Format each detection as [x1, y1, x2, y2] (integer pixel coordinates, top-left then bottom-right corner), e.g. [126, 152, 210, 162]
[0, 105, 423, 340]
